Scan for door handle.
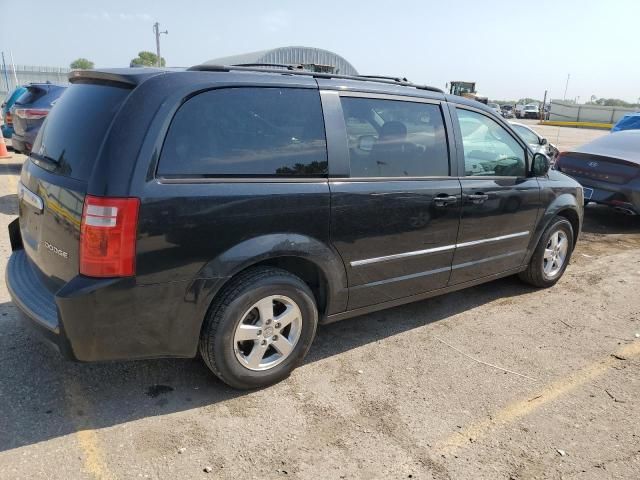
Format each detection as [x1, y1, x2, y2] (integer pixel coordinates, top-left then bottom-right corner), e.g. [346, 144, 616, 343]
[467, 193, 489, 204]
[433, 195, 458, 207]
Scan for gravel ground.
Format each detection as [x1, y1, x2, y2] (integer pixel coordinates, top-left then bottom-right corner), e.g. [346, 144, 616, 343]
[0, 127, 639, 479]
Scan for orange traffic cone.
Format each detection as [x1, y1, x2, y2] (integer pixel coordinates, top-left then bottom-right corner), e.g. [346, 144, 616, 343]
[0, 135, 10, 159]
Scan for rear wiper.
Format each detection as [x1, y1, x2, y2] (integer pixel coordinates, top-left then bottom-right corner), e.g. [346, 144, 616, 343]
[30, 151, 59, 165]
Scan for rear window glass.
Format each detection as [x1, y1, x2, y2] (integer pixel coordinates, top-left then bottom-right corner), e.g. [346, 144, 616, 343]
[31, 83, 130, 181]
[158, 87, 328, 177]
[15, 86, 48, 105]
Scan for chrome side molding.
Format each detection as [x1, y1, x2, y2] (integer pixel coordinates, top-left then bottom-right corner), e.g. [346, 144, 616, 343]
[350, 231, 529, 267]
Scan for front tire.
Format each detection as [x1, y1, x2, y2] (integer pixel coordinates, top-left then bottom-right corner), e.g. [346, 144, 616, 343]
[199, 267, 318, 389]
[519, 217, 574, 288]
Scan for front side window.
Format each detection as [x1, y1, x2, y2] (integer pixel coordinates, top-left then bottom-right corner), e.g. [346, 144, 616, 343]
[340, 96, 449, 178]
[456, 109, 526, 177]
[158, 87, 327, 177]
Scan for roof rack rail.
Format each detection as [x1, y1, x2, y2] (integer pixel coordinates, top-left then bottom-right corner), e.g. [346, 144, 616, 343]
[187, 64, 444, 94]
[357, 74, 409, 83]
[233, 63, 300, 70]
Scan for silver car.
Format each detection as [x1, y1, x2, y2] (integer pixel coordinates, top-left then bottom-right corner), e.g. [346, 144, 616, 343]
[510, 122, 559, 161]
[488, 102, 502, 116]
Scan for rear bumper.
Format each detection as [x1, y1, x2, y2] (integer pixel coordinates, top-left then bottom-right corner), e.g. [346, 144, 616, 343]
[6, 242, 199, 361]
[10, 134, 30, 154]
[6, 249, 76, 358]
[570, 175, 640, 213]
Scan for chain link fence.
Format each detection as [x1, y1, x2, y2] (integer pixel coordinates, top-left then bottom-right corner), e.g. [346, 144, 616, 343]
[1, 65, 71, 96]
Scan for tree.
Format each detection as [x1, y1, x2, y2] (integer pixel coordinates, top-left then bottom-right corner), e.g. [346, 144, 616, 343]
[70, 58, 94, 70]
[130, 51, 165, 67]
[517, 98, 542, 105]
[585, 97, 640, 108]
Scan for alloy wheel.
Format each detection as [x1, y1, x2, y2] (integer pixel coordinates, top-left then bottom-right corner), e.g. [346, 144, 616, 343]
[543, 230, 568, 278]
[233, 295, 303, 371]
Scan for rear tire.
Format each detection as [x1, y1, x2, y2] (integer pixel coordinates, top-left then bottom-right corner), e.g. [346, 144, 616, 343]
[519, 217, 574, 288]
[199, 267, 318, 389]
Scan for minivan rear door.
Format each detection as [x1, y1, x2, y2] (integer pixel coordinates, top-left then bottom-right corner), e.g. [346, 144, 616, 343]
[18, 83, 131, 289]
[321, 89, 462, 310]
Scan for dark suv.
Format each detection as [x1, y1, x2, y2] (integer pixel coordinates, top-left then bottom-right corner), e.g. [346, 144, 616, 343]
[6, 66, 583, 389]
[10, 83, 67, 154]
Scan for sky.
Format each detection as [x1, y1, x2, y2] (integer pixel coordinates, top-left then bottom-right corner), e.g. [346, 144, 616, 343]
[1, 0, 639, 103]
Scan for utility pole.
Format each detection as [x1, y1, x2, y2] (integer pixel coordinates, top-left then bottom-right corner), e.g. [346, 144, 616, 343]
[563, 73, 570, 101]
[153, 22, 168, 67]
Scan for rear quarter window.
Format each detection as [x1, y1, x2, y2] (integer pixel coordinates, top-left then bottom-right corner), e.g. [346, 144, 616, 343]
[158, 87, 328, 177]
[31, 83, 130, 181]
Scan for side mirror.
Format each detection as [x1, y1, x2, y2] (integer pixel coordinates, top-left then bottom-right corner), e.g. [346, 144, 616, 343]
[540, 137, 548, 146]
[532, 152, 550, 176]
[358, 135, 376, 152]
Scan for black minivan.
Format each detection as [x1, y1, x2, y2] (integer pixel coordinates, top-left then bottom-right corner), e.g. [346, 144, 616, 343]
[6, 66, 583, 389]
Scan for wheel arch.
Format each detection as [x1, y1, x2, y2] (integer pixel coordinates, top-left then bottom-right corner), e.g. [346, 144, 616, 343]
[186, 234, 348, 352]
[525, 193, 583, 264]
[555, 208, 580, 247]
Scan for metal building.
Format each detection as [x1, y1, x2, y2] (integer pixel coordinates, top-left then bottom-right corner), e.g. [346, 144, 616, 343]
[204, 46, 358, 76]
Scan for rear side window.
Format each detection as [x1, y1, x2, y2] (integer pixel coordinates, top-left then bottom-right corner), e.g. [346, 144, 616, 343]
[340, 96, 449, 177]
[158, 87, 328, 177]
[31, 83, 130, 181]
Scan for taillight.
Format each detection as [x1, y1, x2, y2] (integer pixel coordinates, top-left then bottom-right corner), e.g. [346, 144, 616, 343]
[14, 108, 50, 120]
[80, 196, 140, 277]
[5, 112, 12, 125]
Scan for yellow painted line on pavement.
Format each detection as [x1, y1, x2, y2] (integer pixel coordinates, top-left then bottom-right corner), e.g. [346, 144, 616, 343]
[540, 120, 613, 129]
[5, 166, 20, 195]
[6, 165, 19, 194]
[0, 154, 21, 195]
[75, 429, 115, 480]
[64, 379, 115, 480]
[436, 341, 640, 454]
[0, 155, 112, 478]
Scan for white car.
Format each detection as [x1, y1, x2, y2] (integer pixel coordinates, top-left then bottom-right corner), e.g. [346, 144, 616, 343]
[522, 104, 540, 119]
